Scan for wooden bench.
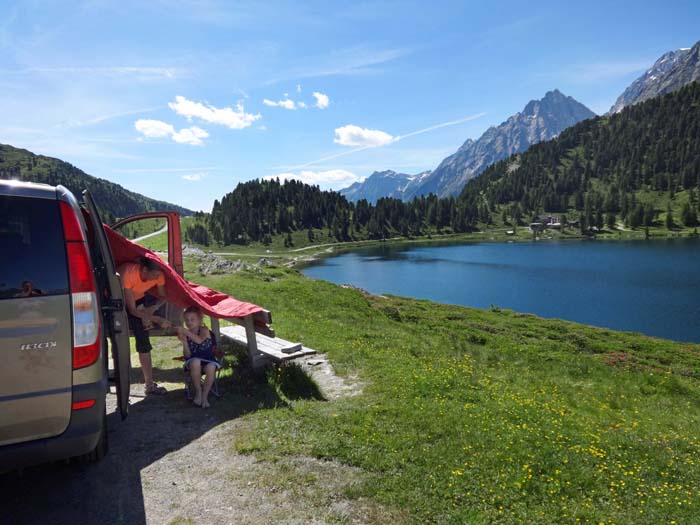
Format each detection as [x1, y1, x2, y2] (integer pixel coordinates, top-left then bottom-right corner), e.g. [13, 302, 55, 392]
[210, 312, 315, 369]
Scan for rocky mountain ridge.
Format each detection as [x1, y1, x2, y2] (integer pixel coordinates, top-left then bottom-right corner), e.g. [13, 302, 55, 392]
[608, 40, 700, 114]
[340, 89, 596, 201]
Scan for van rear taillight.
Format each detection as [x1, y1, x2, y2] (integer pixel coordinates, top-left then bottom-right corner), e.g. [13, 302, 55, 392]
[60, 201, 100, 370]
[66, 242, 95, 293]
[59, 201, 87, 242]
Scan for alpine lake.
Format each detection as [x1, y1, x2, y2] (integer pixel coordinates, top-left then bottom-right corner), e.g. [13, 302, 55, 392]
[302, 237, 700, 342]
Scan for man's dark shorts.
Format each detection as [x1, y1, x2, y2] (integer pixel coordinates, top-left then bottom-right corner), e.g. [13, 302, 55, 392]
[127, 295, 163, 354]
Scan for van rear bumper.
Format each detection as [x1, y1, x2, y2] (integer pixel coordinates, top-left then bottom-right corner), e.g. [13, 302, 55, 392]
[0, 380, 107, 472]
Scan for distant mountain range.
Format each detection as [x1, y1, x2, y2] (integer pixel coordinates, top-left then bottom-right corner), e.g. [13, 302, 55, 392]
[414, 89, 595, 199]
[0, 143, 193, 221]
[341, 90, 595, 202]
[342, 39, 700, 204]
[340, 169, 431, 202]
[459, 81, 700, 228]
[608, 41, 700, 114]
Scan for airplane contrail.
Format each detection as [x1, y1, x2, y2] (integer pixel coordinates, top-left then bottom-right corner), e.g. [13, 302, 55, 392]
[284, 145, 374, 171]
[275, 111, 487, 171]
[395, 112, 487, 141]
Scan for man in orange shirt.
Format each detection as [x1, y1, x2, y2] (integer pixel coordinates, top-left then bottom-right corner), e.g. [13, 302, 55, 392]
[118, 256, 172, 395]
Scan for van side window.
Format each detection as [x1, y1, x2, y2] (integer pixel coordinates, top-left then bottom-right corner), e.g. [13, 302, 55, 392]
[0, 196, 69, 300]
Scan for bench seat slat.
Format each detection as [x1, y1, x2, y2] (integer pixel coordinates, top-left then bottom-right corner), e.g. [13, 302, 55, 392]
[219, 325, 315, 363]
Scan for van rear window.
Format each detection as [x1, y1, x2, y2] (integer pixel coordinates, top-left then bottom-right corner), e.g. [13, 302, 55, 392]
[0, 195, 69, 299]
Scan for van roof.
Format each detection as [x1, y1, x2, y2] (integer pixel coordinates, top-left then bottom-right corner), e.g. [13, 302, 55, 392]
[0, 179, 57, 200]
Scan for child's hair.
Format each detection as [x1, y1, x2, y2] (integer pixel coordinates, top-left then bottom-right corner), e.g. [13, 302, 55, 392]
[183, 306, 216, 348]
[183, 306, 203, 319]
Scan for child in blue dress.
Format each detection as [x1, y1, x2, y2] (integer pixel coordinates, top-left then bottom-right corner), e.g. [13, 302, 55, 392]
[176, 306, 220, 408]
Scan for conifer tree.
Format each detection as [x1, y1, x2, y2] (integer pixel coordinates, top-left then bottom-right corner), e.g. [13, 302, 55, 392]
[606, 212, 616, 230]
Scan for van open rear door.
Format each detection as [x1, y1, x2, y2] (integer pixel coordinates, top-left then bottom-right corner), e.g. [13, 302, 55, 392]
[82, 191, 130, 419]
[112, 211, 184, 331]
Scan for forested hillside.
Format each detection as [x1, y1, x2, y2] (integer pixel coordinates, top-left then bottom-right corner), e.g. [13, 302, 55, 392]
[206, 178, 475, 245]
[459, 82, 700, 229]
[0, 144, 193, 222]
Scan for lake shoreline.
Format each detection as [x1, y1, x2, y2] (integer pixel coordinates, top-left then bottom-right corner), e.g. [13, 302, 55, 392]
[301, 236, 700, 343]
[290, 227, 700, 269]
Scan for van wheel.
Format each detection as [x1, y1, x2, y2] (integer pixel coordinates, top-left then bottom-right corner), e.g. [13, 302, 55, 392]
[79, 409, 108, 464]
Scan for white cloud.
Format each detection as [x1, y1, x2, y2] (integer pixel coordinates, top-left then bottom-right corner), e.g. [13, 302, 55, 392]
[264, 169, 362, 190]
[182, 172, 206, 181]
[263, 97, 296, 110]
[334, 124, 394, 147]
[172, 126, 209, 145]
[279, 99, 295, 110]
[168, 95, 260, 129]
[134, 119, 208, 146]
[263, 92, 324, 111]
[312, 91, 329, 109]
[134, 119, 174, 137]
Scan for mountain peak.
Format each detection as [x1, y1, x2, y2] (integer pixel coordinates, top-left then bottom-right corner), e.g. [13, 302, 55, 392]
[544, 88, 564, 99]
[406, 91, 594, 198]
[339, 169, 416, 203]
[608, 39, 700, 114]
[522, 89, 588, 117]
[368, 169, 409, 180]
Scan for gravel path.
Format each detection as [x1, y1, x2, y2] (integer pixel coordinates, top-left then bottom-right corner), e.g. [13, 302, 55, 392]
[0, 368, 399, 525]
[132, 224, 168, 243]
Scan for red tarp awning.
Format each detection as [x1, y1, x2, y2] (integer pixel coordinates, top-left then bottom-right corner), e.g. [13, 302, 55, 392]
[104, 225, 263, 320]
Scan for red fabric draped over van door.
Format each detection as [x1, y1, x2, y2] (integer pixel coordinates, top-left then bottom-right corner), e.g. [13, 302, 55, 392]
[104, 225, 263, 319]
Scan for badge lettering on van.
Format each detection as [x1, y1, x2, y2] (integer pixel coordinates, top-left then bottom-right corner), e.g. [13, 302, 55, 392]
[20, 341, 57, 351]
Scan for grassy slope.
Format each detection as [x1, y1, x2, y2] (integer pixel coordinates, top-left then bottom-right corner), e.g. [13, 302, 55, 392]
[189, 265, 700, 524]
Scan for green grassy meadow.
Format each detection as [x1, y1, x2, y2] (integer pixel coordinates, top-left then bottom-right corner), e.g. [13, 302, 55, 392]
[177, 265, 700, 524]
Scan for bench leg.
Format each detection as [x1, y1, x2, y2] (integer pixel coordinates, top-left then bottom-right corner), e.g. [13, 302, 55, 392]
[210, 317, 220, 342]
[244, 315, 269, 370]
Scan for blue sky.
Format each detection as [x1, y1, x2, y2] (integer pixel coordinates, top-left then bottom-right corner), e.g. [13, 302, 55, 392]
[1, 0, 699, 211]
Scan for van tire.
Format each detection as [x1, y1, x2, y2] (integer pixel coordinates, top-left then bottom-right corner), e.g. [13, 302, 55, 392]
[79, 409, 108, 464]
